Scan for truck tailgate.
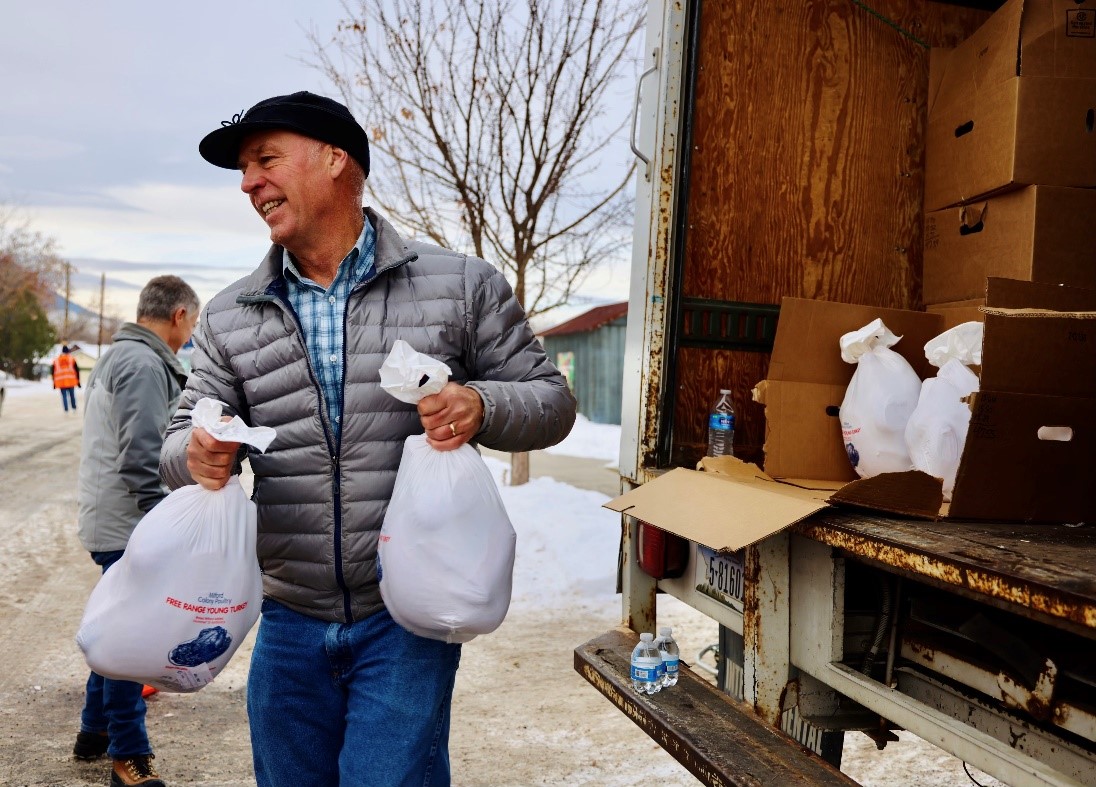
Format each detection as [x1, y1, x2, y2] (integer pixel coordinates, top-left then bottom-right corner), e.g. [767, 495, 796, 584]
[575, 628, 860, 787]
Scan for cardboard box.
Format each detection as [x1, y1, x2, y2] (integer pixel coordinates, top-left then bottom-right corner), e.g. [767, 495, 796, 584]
[925, 0, 1096, 210]
[930, 0, 1096, 90]
[924, 75, 1096, 211]
[606, 279, 1096, 547]
[923, 186, 1096, 304]
[926, 299, 984, 329]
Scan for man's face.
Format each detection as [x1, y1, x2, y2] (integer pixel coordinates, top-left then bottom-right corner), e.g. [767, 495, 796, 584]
[180, 308, 199, 346]
[237, 129, 333, 253]
[168, 307, 200, 353]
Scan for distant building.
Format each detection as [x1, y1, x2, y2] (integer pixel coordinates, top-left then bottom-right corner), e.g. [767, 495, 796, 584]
[539, 302, 627, 425]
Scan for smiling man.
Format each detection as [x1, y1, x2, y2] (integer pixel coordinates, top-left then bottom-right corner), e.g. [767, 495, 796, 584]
[159, 92, 575, 787]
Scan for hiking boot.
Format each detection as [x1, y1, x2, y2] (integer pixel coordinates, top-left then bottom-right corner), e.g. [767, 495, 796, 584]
[73, 730, 109, 760]
[111, 754, 165, 787]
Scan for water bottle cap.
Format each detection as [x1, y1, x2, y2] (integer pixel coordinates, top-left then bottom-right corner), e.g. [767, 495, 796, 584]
[639, 632, 653, 642]
[659, 626, 672, 636]
[719, 389, 731, 394]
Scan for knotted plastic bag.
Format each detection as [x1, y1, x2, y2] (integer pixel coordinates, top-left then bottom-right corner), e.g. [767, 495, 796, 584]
[838, 319, 922, 478]
[378, 340, 516, 643]
[904, 322, 983, 500]
[76, 399, 276, 692]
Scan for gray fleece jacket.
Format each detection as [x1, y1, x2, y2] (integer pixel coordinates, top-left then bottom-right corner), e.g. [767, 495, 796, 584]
[160, 210, 576, 624]
[77, 322, 189, 552]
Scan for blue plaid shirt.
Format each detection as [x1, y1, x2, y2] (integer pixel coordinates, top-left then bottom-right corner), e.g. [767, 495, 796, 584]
[283, 220, 376, 439]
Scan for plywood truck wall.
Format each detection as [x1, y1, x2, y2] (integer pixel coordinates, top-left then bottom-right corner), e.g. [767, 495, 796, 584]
[667, 1, 990, 468]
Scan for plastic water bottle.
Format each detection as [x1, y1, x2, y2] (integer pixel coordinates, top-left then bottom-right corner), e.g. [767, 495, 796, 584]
[707, 389, 736, 457]
[630, 633, 664, 694]
[656, 626, 680, 687]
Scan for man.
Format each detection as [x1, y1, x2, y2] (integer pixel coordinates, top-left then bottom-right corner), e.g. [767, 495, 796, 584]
[76, 275, 200, 787]
[52, 344, 81, 412]
[159, 91, 576, 787]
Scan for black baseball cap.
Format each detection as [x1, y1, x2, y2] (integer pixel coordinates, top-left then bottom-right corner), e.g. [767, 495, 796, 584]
[199, 91, 370, 177]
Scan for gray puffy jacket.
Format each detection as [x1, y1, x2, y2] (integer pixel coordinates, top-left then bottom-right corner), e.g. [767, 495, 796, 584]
[160, 210, 576, 623]
[78, 322, 189, 552]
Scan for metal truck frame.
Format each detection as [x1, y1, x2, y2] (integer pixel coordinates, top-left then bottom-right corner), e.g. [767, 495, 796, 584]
[576, 2, 1096, 785]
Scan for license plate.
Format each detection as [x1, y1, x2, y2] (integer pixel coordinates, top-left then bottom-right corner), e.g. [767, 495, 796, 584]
[695, 544, 744, 610]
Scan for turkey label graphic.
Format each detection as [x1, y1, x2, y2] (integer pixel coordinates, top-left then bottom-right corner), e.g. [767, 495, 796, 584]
[76, 399, 276, 692]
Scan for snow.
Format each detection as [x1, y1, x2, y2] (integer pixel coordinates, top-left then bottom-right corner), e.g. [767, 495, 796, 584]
[542, 414, 621, 464]
[4, 376, 59, 398]
[481, 460, 621, 610]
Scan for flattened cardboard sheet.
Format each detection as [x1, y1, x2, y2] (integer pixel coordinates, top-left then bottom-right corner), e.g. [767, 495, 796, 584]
[828, 471, 945, 520]
[603, 468, 829, 553]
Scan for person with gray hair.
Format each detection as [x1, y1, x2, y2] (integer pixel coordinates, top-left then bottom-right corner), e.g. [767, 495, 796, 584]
[74, 274, 199, 787]
[161, 91, 575, 787]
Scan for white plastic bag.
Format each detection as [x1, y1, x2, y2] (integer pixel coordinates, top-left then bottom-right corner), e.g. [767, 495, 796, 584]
[76, 399, 276, 692]
[905, 322, 983, 500]
[838, 319, 922, 478]
[379, 338, 451, 404]
[923, 320, 983, 369]
[378, 340, 516, 643]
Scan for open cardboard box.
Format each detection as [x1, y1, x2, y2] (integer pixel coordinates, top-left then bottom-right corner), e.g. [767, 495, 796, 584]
[606, 279, 1096, 553]
[924, 0, 1096, 211]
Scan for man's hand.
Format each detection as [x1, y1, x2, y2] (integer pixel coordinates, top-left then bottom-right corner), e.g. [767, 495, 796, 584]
[187, 422, 242, 490]
[418, 383, 485, 451]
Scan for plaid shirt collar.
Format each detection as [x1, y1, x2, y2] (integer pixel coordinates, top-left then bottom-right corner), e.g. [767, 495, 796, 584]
[280, 219, 373, 291]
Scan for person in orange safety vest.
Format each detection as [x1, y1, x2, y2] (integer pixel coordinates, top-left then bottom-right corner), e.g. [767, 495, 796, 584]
[52, 345, 81, 412]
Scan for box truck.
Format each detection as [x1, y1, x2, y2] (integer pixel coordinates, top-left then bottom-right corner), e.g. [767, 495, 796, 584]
[576, 2, 1096, 785]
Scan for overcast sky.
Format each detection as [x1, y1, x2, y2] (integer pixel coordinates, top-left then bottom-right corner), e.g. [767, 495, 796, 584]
[0, 0, 633, 324]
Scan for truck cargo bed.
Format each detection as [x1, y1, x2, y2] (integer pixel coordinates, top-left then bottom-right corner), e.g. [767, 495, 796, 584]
[799, 510, 1096, 637]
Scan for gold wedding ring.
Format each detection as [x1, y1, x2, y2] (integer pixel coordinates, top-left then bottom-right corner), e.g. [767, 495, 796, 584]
[448, 422, 457, 437]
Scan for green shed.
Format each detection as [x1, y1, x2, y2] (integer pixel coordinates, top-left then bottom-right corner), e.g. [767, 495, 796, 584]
[540, 302, 627, 425]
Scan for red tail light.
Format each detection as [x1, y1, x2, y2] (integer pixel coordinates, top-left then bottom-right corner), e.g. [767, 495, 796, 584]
[637, 521, 688, 579]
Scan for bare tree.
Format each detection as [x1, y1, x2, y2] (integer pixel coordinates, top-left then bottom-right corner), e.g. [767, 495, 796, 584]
[310, 0, 643, 483]
[312, 0, 642, 317]
[0, 205, 64, 309]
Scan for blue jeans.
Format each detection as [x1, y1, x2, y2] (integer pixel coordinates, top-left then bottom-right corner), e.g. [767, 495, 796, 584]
[60, 387, 76, 411]
[248, 600, 461, 787]
[80, 550, 152, 759]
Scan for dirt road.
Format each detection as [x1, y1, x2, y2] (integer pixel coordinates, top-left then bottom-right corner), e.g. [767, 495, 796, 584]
[0, 385, 1003, 786]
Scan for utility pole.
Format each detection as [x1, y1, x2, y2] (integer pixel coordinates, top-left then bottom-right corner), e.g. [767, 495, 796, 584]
[62, 262, 72, 342]
[98, 272, 106, 348]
